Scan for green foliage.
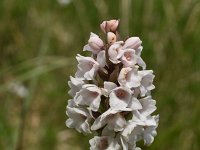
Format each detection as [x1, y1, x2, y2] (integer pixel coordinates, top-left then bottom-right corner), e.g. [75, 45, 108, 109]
[0, 0, 200, 149]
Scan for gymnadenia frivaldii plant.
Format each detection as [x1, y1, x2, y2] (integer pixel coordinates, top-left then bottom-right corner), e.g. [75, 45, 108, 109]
[66, 19, 159, 150]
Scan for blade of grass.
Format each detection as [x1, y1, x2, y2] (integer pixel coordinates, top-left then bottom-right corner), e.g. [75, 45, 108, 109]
[15, 30, 50, 150]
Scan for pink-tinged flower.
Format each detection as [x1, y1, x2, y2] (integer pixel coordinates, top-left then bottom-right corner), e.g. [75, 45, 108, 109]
[123, 37, 142, 50]
[132, 110, 157, 126]
[108, 41, 124, 64]
[89, 136, 121, 150]
[66, 106, 92, 133]
[121, 121, 142, 142]
[121, 49, 137, 67]
[107, 32, 117, 45]
[83, 33, 104, 54]
[139, 96, 156, 117]
[138, 70, 155, 96]
[121, 49, 146, 69]
[75, 54, 99, 80]
[68, 76, 84, 97]
[118, 66, 142, 88]
[109, 86, 132, 110]
[143, 115, 159, 145]
[100, 19, 119, 33]
[74, 84, 102, 111]
[91, 108, 132, 132]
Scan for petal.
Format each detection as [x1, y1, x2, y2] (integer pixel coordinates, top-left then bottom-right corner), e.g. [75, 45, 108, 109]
[128, 97, 142, 110]
[97, 50, 106, 67]
[139, 96, 156, 117]
[109, 87, 132, 110]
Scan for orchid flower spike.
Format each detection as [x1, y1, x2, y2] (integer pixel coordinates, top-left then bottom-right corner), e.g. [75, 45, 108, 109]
[66, 19, 159, 150]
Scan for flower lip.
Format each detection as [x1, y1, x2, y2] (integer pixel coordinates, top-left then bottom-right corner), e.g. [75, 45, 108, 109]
[97, 137, 109, 149]
[115, 89, 127, 99]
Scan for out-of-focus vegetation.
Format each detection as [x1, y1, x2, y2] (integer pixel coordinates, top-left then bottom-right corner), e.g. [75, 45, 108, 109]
[0, 0, 200, 149]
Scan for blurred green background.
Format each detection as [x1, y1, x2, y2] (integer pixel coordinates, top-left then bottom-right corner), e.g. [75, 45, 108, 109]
[0, 0, 200, 150]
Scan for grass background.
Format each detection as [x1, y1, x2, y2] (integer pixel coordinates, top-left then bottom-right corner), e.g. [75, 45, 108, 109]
[0, 0, 200, 149]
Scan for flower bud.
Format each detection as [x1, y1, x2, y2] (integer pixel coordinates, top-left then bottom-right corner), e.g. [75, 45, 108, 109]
[100, 21, 107, 33]
[123, 37, 142, 50]
[107, 32, 116, 45]
[100, 20, 119, 33]
[88, 36, 104, 51]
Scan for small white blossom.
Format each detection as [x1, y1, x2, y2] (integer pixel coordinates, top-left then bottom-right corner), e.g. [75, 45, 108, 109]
[138, 70, 155, 96]
[68, 76, 84, 97]
[109, 86, 132, 110]
[143, 115, 159, 145]
[74, 84, 102, 111]
[75, 54, 99, 80]
[108, 41, 124, 64]
[120, 136, 142, 150]
[89, 136, 121, 150]
[139, 96, 157, 117]
[66, 106, 91, 133]
[118, 66, 142, 88]
[121, 49, 137, 67]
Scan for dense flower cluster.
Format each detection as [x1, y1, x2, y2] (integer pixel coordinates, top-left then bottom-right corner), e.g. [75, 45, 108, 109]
[66, 19, 159, 150]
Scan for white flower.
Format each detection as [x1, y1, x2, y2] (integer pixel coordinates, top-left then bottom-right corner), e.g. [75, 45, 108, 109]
[121, 49, 137, 67]
[128, 126, 144, 146]
[108, 41, 124, 64]
[68, 76, 84, 97]
[91, 108, 131, 132]
[75, 54, 99, 80]
[118, 66, 142, 88]
[139, 96, 157, 117]
[66, 106, 91, 133]
[89, 136, 121, 150]
[74, 84, 102, 111]
[143, 115, 159, 145]
[138, 70, 155, 96]
[109, 86, 132, 110]
[84, 33, 104, 54]
[120, 136, 141, 150]
[131, 110, 157, 127]
[121, 113, 145, 142]
[121, 48, 146, 69]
